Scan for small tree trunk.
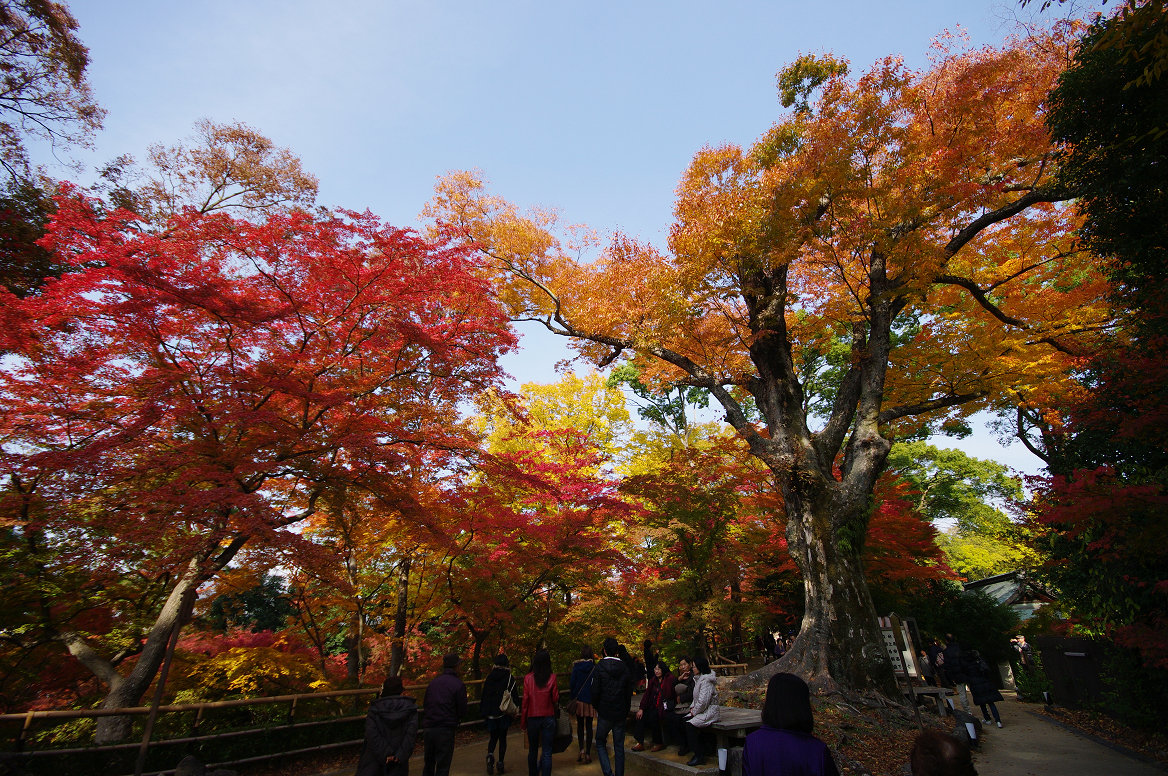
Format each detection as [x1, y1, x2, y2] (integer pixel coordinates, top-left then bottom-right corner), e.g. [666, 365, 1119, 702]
[471, 631, 488, 680]
[389, 556, 411, 677]
[729, 576, 744, 661]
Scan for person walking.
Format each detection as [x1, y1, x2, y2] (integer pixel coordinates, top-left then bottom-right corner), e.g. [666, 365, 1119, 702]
[422, 653, 468, 776]
[682, 654, 719, 767]
[480, 653, 518, 775]
[356, 675, 419, 776]
[942, 635, 972, 714]
[520, 649, 559, 776]
[966, 649, 1004, 728]
[928, 638, 948, 687]
[569, 645, 598, 763]
[919, 649, 937, 687]
[593, 637, 634, 776]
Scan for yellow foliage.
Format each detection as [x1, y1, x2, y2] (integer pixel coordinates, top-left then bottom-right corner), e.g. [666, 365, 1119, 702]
[475, 371, 631, 466]
[172, 645, 331, 701]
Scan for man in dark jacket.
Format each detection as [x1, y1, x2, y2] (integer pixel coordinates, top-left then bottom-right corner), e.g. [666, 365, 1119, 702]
[593, 637, 633, 776]
[356, 675, 419, 776]
[422, 653, 468, 776]
[942, 635, 971, 714]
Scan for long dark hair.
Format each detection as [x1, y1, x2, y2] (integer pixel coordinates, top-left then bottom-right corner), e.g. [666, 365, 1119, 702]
[532, 649, 553, 688]
[692, 653, 712, 675]
[761, 672, 814, 734]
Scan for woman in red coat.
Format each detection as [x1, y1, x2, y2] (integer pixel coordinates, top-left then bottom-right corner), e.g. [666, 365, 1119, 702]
[520, 649, 560, 776]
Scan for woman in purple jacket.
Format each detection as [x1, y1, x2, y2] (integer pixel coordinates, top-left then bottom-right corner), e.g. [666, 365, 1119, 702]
[742, 673, 839, 776]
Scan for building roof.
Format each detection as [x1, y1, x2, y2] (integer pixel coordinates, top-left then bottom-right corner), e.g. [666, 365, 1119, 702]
[963, 570, 1057, 610]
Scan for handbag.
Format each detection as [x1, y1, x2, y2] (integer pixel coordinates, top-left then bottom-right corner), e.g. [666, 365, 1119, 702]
[498, 675, 519, 717]
[565, 662, 596, 717]
[552, 706, 573, 753]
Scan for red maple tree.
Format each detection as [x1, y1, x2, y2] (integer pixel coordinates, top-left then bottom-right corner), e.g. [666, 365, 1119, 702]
[0, 191, 514, 738]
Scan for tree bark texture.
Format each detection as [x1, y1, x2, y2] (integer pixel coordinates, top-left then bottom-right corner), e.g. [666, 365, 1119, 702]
[779, 488, 896, 695]
[90, 562, 203, 744]
[389, 557, 411, 678]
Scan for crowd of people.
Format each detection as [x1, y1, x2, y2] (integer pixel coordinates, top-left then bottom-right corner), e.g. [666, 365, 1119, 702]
[354, 638, 738, 776]
[355, 631, 1015, 776]
[918, 634, 1006, 728]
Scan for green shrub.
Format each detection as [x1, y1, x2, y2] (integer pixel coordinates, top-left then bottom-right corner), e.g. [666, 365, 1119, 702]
[1014, 652, 1052, 703]
[1096, 648, 1168, 731]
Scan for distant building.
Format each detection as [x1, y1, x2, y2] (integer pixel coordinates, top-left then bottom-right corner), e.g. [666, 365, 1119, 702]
[963, 571, 1056, 621]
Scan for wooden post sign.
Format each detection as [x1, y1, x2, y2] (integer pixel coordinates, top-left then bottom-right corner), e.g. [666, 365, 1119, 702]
[877, 614, 920, 678]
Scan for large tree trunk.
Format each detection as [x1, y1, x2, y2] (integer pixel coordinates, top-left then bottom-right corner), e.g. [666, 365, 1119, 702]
[743, 483, 896, 697]
[86, 564, 202, 744]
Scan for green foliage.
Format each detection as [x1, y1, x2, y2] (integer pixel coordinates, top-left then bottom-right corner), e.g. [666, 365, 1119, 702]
[887, 442, 1032, 579]
[872, 580, 1019, 663]
[776, 54, 849, 114]
[206, 574, 295, 633]
[936, 532, 1030, 582]
[1047, 4, 1168, 318]
[1013, 652, 1053, 703]
[607, 363, 709, 437]
[886, 442, 1022, 532]
[0, 177, 59, 297]
[1096, 647, 1168, 730]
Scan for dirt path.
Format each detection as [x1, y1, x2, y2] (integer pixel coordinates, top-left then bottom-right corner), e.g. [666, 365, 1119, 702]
[972, 696, 1164, 775]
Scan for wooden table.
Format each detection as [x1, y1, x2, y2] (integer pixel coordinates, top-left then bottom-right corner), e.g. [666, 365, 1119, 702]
[710, 707, 762, 775]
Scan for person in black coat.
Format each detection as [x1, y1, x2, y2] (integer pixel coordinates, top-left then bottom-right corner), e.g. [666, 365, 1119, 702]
[480, 653, 519, 775]
[966, 650, 1004, 728]
[942, 634, 971, 713]
[593, 637, 634, 776]
[422, 653, 468, 776]
[356, 676, 419, 776]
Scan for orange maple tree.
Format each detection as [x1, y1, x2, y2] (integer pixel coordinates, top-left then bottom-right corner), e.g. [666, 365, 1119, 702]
[426, 24, 1112, 694]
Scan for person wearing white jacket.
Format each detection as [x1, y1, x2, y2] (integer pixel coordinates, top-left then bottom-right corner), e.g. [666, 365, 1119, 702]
[682, 654, 719, 766]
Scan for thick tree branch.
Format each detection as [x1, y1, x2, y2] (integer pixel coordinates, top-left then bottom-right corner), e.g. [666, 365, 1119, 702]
[878, 391, 988, 424]
[944, 188, 1067, 256]
[935, 273, 1028, 328]
[60, 632, 122, 688]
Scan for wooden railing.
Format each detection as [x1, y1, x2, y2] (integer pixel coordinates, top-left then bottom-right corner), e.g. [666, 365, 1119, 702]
[0, 665, 759, 775]
[0, 678, 497, 776]
[0, 674, 604, 776]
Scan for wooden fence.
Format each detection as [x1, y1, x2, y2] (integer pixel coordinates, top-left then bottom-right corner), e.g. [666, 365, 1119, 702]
[1, 664, 750, 775]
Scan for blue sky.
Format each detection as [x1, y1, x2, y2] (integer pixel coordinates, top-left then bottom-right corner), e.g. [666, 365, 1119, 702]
[58, 0, 1093, 475]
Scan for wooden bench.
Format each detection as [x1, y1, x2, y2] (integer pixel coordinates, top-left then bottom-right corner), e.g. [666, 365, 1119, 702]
[710, 663, 749, 677]
[710, 707, 762, 775]
[905, 685, 954, 716]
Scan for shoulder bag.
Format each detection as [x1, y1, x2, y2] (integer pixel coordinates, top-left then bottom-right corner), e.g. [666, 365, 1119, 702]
[498, 675, 519, 717]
